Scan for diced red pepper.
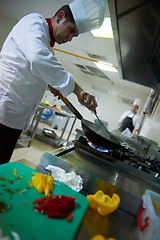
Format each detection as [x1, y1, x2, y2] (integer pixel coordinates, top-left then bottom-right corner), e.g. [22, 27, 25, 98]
[32, 195, 76, 221]
[66, 213, 73, 222]
[32, 196, 49, 205]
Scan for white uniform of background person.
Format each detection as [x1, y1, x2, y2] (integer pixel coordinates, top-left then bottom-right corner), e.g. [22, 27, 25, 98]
[117, 98, 141, 137]
[118, 110, 140, 137]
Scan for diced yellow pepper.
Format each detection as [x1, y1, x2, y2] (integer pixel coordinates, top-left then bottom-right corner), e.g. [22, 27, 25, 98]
[90, 234, 116, 240]
[44, 175, 54, 196]
[30, 172, 54, 196]
[32, 173, 44, 194]
[90, 235, 106, 240]
[87, 190, 120, 216]
[86, 195, 98, 209]
[107, 238, 116, 240]
[13, 168, 22, 178]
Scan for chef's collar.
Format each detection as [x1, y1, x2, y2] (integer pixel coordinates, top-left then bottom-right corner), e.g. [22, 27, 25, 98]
[45, 18, 55, 47]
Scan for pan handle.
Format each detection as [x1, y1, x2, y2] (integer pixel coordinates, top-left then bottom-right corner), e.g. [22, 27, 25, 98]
[57, 92, 83, 120]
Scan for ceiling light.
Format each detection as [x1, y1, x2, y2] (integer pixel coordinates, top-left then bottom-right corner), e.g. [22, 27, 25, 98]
[91, 18, 113, 38]
[94, 61, 117, 72]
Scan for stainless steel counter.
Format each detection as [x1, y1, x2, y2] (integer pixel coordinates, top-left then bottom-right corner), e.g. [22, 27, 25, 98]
[36, 142, 160, 240]
[75, 207, 138, 240]
[53, 145, 160, 198]
[17, 158, 139, 240]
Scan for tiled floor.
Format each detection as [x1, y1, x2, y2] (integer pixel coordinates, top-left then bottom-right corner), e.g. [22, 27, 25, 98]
[10, 138, 57, 166]
[10, 120, 76, 166]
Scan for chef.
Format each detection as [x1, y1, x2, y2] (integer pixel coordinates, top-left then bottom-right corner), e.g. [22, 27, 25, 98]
[115, 99, 141, 137]
[0, 0, 105, 164]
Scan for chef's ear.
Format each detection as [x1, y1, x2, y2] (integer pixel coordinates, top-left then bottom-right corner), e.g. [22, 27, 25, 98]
[56, 11, 65, 23]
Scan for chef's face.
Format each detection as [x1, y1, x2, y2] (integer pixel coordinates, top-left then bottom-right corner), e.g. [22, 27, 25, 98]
[132, 104, 138, 113]
[53, 11, 79, 44]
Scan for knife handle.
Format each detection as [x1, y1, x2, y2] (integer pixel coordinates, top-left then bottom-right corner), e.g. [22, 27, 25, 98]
[57, 92, 70, 105]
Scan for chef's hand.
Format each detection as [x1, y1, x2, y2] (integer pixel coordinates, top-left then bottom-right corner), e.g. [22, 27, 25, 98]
[78, 91, 98, 113]
[48, 85, 60, 99]
[48, 83, 98, 113]
[73, 83, 98, 113]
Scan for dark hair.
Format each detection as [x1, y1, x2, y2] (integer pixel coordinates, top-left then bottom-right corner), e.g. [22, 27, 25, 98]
[54, 5, 75, 24]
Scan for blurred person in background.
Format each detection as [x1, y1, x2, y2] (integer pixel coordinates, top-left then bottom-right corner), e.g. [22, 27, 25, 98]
[115, 99, 141, 138]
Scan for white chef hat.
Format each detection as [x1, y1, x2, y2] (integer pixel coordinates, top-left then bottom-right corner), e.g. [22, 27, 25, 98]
[133, 98, 140, 107]
[69, 0, 105, 34]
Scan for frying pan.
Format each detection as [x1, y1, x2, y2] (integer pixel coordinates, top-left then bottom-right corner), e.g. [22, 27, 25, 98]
[58, 93, 121, 150]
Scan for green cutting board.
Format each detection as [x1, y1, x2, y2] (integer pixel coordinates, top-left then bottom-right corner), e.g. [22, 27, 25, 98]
[0, 162, 88, 240]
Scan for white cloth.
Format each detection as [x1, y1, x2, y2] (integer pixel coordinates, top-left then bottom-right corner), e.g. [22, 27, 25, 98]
[45, 165, 83, 192]
[119, 110, 140, 130]
[0, 13, 75, 129]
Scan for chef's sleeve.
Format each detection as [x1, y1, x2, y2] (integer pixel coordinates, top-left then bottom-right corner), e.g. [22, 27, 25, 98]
[134, 116, 141, 130]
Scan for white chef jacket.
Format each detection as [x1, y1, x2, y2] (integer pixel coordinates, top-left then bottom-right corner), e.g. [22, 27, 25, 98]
[119, 110, 140, 130]
[0, 13, 75, 130]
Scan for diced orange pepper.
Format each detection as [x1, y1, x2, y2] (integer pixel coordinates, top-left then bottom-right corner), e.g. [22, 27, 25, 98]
[87, 190, 120, 216]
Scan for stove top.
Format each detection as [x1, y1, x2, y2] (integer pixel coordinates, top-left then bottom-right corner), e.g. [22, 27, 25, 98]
[74, 136, 160, 180]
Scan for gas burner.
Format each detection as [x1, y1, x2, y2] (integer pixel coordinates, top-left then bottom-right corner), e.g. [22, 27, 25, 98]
[87, 140, 109, 153]
[75, 136, 160, 178]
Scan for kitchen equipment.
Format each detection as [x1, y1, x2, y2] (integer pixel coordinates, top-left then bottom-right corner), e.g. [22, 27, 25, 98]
[49, 132, 160, 199]
[94, 113, 119, 145]
[74, 135, 160, 178]
[43, 128, 57, 138]
[94, 113, 108, 132]
[0, 162, 88, 240]
[58, 92, 121, 150]
[35, 123, 160, 239]
[137, 190, 160, 240]
[36, 149, 160, 240]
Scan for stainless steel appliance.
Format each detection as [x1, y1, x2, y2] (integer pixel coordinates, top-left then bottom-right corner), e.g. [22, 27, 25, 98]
[108, 0, 160, 87]
[36, 131, 160, 239]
